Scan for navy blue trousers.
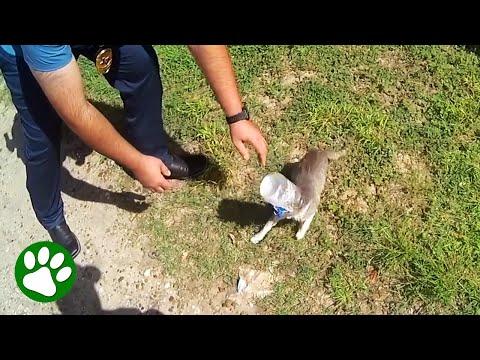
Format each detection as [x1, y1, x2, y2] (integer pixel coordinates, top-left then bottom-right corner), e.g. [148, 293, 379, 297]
[0, 45, 169, 230]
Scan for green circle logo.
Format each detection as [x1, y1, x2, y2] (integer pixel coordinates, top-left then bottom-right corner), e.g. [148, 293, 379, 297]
[15, 241, 77, 302]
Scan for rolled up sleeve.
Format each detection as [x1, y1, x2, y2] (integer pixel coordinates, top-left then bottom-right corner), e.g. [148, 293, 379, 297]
[21, 45, 74, 72]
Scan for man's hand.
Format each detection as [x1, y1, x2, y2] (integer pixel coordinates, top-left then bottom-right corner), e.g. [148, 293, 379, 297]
[229, 120, 268, 166]
[131, 155, 178, 192]
[188, 45, 269, 166]
[30, 57, 178, 194]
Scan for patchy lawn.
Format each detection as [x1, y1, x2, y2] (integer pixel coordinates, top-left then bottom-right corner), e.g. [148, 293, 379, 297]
[80, 45, 480, 314]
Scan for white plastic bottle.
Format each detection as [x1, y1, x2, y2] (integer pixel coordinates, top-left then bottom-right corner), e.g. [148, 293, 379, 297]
[259, 173, 302, 217]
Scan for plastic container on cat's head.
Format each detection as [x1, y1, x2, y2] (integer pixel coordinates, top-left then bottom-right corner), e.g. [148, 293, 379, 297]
[259, 173, 301, 217]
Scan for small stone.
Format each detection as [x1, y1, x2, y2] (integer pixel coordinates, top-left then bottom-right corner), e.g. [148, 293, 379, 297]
[367, 184, 377, 196]
[237, 277, 248, 293]
[367, 265, 378, 283]
[148, 250, 159, 259]
[356, 198, 369, 214]
[222, 299, 235, 308]
[169, 296, 175, 302]
[340, 189, 358, 201]
[144, 269, 151, 277]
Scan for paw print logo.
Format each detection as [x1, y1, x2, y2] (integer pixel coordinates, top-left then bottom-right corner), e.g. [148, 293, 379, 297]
[15, 242, 77, 302]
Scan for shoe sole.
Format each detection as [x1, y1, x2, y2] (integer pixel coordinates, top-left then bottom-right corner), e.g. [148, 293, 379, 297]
[71, 234, 81, 259]
[71, 243, 81, 259]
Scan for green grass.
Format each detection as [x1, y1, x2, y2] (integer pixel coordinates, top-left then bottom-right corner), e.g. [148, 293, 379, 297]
[92, 45, 480, 314]
[3, 45, 478, 314]
[139, 46, 479, 314]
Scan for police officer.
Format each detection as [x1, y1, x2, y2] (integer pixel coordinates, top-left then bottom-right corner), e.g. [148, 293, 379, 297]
[0, 45, 268, 258]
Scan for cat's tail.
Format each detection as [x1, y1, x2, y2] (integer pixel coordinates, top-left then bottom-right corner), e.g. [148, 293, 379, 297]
[325, 149, 347, 161]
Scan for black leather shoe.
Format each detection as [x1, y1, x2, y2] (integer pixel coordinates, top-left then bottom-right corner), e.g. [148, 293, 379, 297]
[162, 153, 208, 180]
[48, 222, 81, 258]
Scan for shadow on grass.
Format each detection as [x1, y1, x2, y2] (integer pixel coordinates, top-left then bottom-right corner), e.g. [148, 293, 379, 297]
[4, 112, 149, 214]
[90, 100, 227, 188]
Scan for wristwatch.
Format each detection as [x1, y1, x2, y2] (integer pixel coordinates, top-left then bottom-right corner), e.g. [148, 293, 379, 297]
[226, 106, 250, 125]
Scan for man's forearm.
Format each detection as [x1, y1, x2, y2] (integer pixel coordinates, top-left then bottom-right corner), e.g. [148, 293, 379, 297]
[188, 45, 243, 117]
[70, 101, 143, 171]
[189, 45, 268, 166]
[31, 60, 143, 172]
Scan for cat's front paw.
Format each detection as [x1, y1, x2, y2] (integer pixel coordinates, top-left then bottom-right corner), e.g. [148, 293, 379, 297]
[251, 233, 264, 244]
[295, 231, 306, 240]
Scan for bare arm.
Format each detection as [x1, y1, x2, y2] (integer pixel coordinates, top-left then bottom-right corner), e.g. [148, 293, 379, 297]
[187, 45, 243, 116]
[188, 45, 268, 166]
[31, 58, 173, 192]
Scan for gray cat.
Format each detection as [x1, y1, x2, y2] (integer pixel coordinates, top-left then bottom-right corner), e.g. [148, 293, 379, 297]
[251, 148, 345, 244]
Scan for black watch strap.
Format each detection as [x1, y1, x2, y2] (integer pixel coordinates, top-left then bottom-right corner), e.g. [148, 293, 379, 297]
[226, 107, 250, 124]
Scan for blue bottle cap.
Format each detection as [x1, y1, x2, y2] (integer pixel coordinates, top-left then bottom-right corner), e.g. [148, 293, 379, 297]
[273, 206, 288, 218]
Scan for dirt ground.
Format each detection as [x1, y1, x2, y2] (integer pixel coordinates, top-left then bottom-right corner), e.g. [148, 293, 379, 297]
[0, 98, 263, 315]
